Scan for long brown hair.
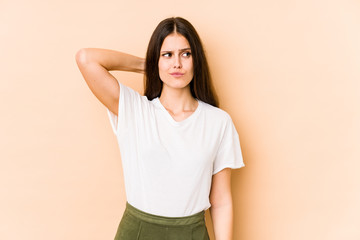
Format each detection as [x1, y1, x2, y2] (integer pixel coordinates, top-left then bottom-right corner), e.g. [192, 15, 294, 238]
[144, 17, 219, 107]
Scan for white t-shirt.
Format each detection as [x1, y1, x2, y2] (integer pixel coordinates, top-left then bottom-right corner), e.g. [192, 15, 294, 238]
[107, 82, 244, 217]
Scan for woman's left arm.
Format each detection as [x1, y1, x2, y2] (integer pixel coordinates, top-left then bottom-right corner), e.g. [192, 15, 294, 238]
[209, 168, 233, 240]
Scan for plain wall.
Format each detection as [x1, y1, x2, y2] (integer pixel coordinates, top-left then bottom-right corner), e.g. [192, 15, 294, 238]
[1, 0, 359, 239]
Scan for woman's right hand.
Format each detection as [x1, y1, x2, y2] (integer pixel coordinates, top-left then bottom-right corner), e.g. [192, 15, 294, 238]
[75, 48, 144, 116]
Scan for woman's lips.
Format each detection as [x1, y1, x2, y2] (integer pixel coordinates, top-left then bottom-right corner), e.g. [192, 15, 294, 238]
[170, 72, 184, 77]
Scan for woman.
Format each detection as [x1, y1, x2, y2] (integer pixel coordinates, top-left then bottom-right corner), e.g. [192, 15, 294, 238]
[76, 17, 244, 240]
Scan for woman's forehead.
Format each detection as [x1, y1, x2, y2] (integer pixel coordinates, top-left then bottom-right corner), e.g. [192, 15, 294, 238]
[160, 33, 190, 51]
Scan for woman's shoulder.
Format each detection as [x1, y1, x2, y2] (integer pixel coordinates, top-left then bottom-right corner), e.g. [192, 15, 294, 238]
[199, 100, 232, 123]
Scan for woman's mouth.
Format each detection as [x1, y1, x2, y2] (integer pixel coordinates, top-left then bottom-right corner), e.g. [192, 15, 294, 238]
[170, 72, 184, 77]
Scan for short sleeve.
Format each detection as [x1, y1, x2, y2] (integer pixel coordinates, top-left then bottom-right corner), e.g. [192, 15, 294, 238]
[106, 82, 148, 135]
[213, 115, 245, 175]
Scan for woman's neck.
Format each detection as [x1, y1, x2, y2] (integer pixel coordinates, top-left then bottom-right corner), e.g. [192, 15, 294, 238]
[159, 85, 198, 114]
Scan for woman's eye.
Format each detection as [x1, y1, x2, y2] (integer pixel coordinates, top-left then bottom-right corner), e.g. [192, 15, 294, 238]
[162, 53, 172, 57]
[182, 52, 191, 57]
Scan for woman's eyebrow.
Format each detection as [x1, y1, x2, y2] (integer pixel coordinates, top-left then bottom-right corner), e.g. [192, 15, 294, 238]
[160, 48, 191, 53]
[179, 48, 191, 51]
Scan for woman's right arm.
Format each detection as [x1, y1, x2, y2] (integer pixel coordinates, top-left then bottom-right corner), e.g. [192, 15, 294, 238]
[75, 48, 145, 116]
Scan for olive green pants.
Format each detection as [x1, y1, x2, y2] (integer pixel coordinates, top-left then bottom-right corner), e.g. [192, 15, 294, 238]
[114, 202, 210, 240]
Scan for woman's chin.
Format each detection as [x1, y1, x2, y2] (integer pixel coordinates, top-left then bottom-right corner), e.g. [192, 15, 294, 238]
[162, 81, 191, 90]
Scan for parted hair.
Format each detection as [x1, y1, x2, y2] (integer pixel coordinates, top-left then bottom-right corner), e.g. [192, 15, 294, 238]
[144, 17, 219, 107]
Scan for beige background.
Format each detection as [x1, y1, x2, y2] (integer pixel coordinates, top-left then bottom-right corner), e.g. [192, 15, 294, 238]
[1, 0, 360, 239]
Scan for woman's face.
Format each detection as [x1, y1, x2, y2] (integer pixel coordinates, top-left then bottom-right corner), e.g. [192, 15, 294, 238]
[158, 33, 194, 91]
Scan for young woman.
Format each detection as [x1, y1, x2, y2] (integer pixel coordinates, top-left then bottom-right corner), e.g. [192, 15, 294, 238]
[76, 17, 244, 240]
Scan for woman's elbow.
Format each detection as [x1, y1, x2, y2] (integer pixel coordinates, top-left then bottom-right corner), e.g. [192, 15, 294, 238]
[75, 48, 85, 64]
[75, 48, 91, 66]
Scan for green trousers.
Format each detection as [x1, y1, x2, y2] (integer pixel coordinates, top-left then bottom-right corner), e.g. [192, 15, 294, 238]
[114, 202, 210, 240]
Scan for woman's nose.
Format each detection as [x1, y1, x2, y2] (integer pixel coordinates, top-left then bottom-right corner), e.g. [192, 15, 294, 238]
[173, 55, 182, 68]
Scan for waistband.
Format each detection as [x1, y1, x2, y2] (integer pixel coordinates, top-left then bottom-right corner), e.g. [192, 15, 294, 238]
[124, 202, 205, 226]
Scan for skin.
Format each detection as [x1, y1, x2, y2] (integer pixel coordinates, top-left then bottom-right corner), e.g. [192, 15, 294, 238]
[75, 33, 234, 240]
[209, 168, 234, 240]
[158, 32, 198, 122]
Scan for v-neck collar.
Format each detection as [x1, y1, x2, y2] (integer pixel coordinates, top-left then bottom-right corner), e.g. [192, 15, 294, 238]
[153, 97, 202, 126]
